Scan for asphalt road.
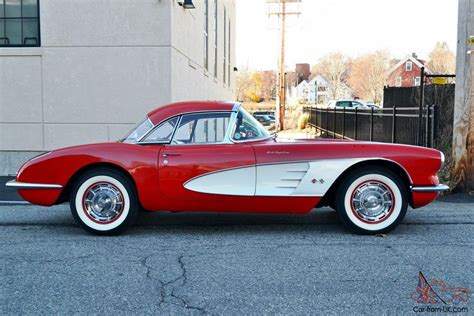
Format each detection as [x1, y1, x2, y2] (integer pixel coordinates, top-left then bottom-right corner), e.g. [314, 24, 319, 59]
[1, 199, 473, 314]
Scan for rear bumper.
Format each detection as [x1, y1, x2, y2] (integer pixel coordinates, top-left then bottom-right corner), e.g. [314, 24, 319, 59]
[411, 184, 449, 192]
[5, 180, 63, 190]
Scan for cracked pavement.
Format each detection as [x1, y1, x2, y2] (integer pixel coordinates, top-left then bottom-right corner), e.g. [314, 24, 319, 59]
[0, 197, 473, 314]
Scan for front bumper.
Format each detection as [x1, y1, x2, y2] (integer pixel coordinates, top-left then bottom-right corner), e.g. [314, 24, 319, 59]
[411, 184, 449, 192]
[5, 180, 63, 190]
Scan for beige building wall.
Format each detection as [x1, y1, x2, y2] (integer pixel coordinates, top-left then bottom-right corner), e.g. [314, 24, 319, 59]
[170, 0, 235, 102]
[0, 0, 236, 175]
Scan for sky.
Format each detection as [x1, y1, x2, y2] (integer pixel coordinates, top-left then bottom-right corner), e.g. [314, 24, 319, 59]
[236, 0, 459, 71]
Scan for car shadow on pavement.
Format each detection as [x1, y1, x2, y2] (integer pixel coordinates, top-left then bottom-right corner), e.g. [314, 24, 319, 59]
[0, 203, 347, 236]
[125, 210, 343, 236]
[126, 208, 346, 236]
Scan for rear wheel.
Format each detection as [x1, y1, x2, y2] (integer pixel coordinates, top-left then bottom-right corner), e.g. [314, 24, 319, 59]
[335, 167, 408, 234]
[70, 169, 138, 235]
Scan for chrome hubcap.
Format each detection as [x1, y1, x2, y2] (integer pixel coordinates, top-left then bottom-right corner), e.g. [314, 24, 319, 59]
[352, 181, 393, 222]
[83, 183, 124, 223]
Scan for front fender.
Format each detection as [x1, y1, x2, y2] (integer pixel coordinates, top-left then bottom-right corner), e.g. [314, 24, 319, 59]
[15, 143, 160, 208]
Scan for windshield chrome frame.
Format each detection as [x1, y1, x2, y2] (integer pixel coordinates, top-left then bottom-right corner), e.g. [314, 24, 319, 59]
[229, 108, 272, 144]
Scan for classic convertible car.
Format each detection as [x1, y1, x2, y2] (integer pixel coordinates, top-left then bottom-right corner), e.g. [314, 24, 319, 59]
[6, 101, 448, 235]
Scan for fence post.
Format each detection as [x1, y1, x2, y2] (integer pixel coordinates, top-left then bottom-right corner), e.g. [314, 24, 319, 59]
[315, 107, 319, 134]
[391, 106, 397, 143]
[370, 107, 374, 141]
[425, 104, 431, 147]
[431, 104, 436, 147]
[427, 105, 432, 148]
[342, 107, 345, 138]
[333, 108, 336, 139]
[308, 106, 312, 132]
[325, 107, 329, 138]
[417, 66, 425, 146]
[354, 107, 358, 140]
[315, 107, 318, 135]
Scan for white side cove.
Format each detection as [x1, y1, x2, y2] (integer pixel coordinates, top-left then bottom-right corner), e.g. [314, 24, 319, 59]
[183, 166, 256, 196]
[184, 159, 365, 197]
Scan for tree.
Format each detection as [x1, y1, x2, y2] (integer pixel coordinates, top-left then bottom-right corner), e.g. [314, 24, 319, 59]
[236, 67, 263, 102]
[348, 50, 390, 104]
[260, 70, 276, 101]
[236, 67, 252, 101]
[427, 42, 456, 74]
[313, 53, 351, 100]
[248, 72, 263, 102]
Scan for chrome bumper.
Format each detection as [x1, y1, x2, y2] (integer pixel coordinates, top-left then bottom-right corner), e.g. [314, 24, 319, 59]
[5, 180, 63, 190]
[411, 184, 449, 192]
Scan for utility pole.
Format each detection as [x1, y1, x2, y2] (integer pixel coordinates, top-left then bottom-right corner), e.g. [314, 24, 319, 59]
[452, 0, 473, 191]
[278, 0, 286, 130]
[268, 0, 301, 131]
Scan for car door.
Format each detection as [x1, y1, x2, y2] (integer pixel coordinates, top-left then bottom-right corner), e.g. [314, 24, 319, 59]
[158, 111, 256, 199]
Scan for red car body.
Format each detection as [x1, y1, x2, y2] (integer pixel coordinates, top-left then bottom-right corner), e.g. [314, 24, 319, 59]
[11, 101, 444, 215]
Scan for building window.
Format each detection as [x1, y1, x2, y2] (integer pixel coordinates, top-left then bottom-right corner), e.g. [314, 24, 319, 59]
[223, 7, 226, 84]
[0, 0, 40, 47]
[406, 61, 413, 72]
[203, 0, 209, 70]
[213, 0, 218, 78]
[227, 19, 231, 86]
[395, 77, 402, 87]
[414, 76, 421, 86]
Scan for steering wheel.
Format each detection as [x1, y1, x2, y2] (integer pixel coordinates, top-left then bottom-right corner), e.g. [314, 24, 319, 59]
[246, 130, 256, 138]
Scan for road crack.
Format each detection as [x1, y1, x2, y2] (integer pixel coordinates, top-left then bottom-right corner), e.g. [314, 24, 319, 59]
[141, 254, 208, 314]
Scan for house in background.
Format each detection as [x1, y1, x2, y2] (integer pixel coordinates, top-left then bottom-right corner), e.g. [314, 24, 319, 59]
[296, 75, 331, 104]
[296, 80, 310, 102]
[386, 53, 431, 87]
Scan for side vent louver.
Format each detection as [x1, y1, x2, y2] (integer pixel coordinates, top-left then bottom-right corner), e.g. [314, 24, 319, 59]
[256, 162, 310, 196]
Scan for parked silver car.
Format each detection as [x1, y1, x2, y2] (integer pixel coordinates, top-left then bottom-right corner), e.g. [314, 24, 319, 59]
[327, 100, 379, 109]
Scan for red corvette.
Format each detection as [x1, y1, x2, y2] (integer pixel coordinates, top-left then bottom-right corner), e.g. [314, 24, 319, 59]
[6, 101, 448, 235]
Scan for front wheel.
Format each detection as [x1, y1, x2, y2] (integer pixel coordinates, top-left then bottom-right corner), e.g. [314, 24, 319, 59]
[70, 169, 138, 235]
[335, 167, 408, 235]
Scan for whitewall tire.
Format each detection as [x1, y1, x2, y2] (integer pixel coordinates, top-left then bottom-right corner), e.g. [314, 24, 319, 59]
[70, 169, 138, 235]
[335, 167, 408, 234]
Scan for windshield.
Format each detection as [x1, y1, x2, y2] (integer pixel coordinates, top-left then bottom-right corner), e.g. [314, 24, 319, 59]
[121, 118, 153, 143]
[232, 108, 270, 141]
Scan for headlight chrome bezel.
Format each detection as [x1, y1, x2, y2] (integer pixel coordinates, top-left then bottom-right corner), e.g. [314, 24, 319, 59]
[439, 151, 445, 171]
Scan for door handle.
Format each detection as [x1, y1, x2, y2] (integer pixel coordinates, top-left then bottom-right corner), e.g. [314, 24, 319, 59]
[162, 153, 181, 157]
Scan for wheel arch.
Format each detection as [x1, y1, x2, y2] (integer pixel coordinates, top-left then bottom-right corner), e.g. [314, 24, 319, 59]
[56, 162, 140, 206]
[318, 159, 413, 208]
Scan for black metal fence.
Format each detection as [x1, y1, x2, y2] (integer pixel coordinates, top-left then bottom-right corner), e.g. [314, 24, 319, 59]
[304, 106, 437, 148]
